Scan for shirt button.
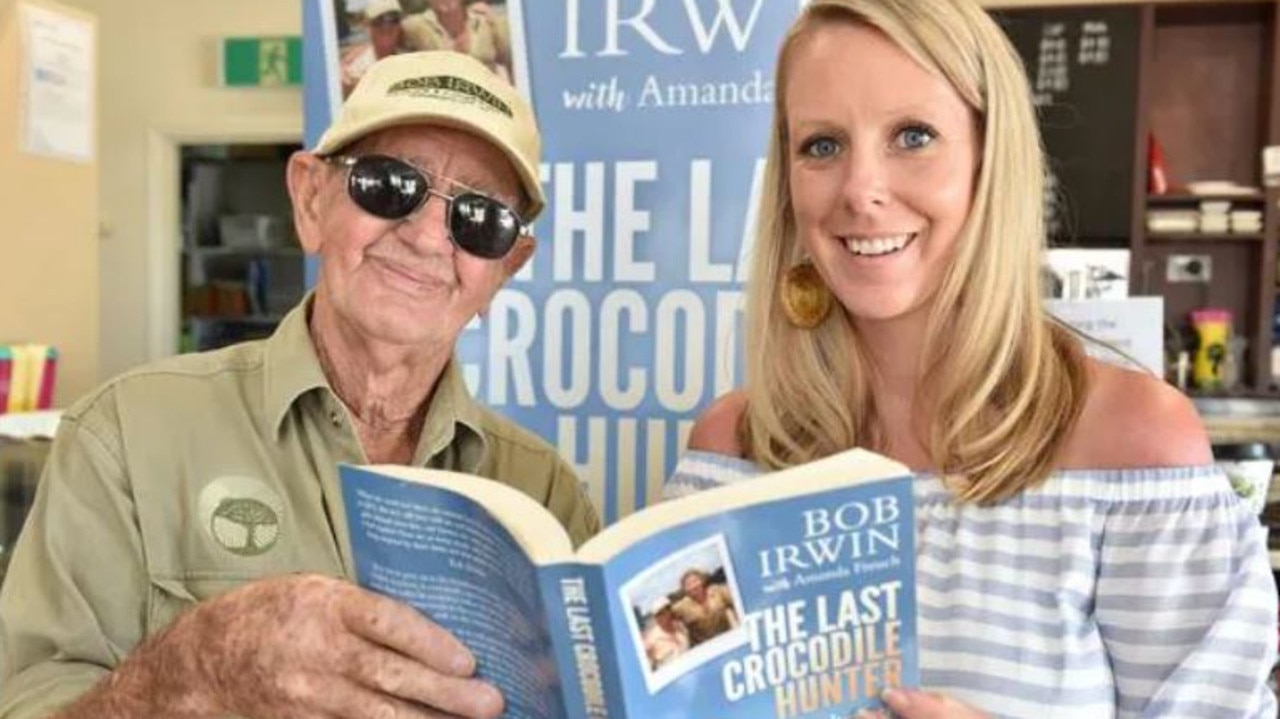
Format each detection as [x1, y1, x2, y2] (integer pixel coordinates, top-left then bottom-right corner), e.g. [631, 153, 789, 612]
[329, 410, 342, 427]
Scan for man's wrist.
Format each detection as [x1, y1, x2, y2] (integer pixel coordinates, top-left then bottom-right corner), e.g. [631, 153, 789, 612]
[54, 610, 222, 719]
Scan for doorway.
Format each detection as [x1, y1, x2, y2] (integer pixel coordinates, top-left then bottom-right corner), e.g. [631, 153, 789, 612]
[179, 142, 304, 352]
[145, 121, 302, 362]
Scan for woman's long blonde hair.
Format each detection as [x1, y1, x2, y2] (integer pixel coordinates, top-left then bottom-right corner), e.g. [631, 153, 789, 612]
[743, 0, 1088, 503]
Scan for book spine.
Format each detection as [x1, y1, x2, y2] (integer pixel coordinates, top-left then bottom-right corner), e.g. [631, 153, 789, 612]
[25, 345, 45, 411]
[20, 345, 39, 413]
[35, 346, 57, 410]
[0, 346, 11, 414]
[6, 345, 30, 414]
[540, 564, 627, 719]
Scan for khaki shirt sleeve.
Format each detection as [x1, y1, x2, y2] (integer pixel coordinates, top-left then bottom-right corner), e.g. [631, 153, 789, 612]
[544, 456, 601, 549]
[0, 410, 146, 718]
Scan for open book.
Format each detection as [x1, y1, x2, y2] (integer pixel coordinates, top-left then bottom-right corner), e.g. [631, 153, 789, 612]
[340, 448, 918, 719]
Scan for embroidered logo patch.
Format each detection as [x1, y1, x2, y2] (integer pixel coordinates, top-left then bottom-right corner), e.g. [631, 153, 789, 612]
[198, 476, 285, 557]
[386, 74, 514, 117]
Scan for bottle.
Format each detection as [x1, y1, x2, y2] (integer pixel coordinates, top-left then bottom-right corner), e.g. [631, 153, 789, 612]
[1222, 337, 1247, 391]
[1190, 309, 1232, 391]
[1174, 350, 1191, 391]
[1148, 134, 1170, 195]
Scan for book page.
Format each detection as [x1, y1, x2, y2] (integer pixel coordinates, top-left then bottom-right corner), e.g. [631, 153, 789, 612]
[341, 465, 570, 719]
[355, 464, 574, 563]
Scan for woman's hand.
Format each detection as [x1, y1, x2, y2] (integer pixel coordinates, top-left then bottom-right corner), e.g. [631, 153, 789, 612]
[857, 689, 992, 719]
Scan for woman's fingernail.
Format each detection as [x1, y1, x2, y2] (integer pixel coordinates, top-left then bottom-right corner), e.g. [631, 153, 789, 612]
[883, 688, 909, 709]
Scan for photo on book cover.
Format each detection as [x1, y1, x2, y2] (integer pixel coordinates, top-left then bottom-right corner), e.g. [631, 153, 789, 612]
[619, 534, 749, 693]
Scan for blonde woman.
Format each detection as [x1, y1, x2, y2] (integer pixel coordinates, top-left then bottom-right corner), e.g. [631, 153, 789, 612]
[666, 1, 1278, 718]
[641, 598, 691, 670]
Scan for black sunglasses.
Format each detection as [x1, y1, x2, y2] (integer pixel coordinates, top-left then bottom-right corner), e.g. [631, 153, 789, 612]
[326, 154, 529, 259]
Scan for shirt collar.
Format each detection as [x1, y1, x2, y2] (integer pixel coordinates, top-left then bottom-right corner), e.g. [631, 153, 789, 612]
[418, 356, 487, 462]
[264, 295, 330, 434]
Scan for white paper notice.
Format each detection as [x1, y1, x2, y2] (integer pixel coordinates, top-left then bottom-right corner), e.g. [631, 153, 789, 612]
[19, 3, 94, 162]
[1047, 297, 1165, 376]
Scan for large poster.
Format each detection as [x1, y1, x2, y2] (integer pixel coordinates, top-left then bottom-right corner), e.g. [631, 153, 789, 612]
[306, 0, 798, 522]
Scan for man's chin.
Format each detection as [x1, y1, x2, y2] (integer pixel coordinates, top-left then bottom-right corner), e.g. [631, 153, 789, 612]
[346, 305, 457, 349]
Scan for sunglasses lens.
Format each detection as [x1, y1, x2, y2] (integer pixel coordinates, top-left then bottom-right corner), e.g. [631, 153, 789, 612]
[347, 156, 426, 220]
[451, 193, 521, 259]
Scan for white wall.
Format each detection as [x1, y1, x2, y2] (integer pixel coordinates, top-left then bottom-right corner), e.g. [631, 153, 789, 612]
[59, 0, 303, 382]
[0, 0, 99, 406]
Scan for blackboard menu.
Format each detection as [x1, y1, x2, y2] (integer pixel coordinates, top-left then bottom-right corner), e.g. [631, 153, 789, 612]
[990, 7, 1142, 244]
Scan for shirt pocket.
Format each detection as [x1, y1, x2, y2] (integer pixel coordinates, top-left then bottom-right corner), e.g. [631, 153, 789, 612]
[145, 574, 263, 636]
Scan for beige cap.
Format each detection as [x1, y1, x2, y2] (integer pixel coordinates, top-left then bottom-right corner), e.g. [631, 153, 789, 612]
[315, 51, 545, 218]
[364, 0, 402, 20]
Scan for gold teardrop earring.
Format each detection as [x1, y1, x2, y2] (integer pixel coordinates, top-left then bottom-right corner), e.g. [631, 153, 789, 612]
[779, 260, 832, 329]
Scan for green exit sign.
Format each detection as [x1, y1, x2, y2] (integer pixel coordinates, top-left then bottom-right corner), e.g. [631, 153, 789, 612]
[221, 37, 302, 87]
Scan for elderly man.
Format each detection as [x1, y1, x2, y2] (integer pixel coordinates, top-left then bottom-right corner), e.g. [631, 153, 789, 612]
[0, 51, 598, 719]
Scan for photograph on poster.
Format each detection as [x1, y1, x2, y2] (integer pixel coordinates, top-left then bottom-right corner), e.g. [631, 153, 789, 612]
[335, 0, 513, 97]
[1043, 248, 1130, 301]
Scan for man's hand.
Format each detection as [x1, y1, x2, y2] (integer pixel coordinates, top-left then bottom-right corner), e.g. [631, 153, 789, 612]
[195, 574, 503, 718]
[857, 689, 992, 719]
[62, 573, 504, 719]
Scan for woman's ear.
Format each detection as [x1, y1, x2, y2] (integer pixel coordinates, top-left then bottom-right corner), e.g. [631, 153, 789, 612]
[286, 151, 328, 255]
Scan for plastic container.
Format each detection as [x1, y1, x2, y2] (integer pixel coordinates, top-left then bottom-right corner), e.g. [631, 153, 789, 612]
[1213, 443, 1275, 515]
[218, 214, 288, 249]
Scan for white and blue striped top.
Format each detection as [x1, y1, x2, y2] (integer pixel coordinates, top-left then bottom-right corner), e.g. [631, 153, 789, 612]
[666, 451, 1280, 719]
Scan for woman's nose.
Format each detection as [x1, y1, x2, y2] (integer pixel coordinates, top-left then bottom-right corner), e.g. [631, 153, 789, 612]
[840, 150, 890, 213]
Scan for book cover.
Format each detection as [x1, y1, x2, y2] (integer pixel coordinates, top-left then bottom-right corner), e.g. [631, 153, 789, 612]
[6, 345, 32, 414]
[341, 448, 918, 719]
[0, 346, 11, 413]
[34, 346, 57, 410]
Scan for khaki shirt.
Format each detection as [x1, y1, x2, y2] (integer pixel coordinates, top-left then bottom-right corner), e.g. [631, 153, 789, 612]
[402, 7, 510, 75]
[672, 584, 737, 646]
[0, 301, 599, 718]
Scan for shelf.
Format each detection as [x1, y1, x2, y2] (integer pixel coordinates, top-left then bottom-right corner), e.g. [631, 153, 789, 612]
[1147, 193, 1266, 204]
[1187, 389, 1280, 401]
[184, 246, 302, 258]
[188, 314, 284, 325]
[1145, 232, 1264, 241]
